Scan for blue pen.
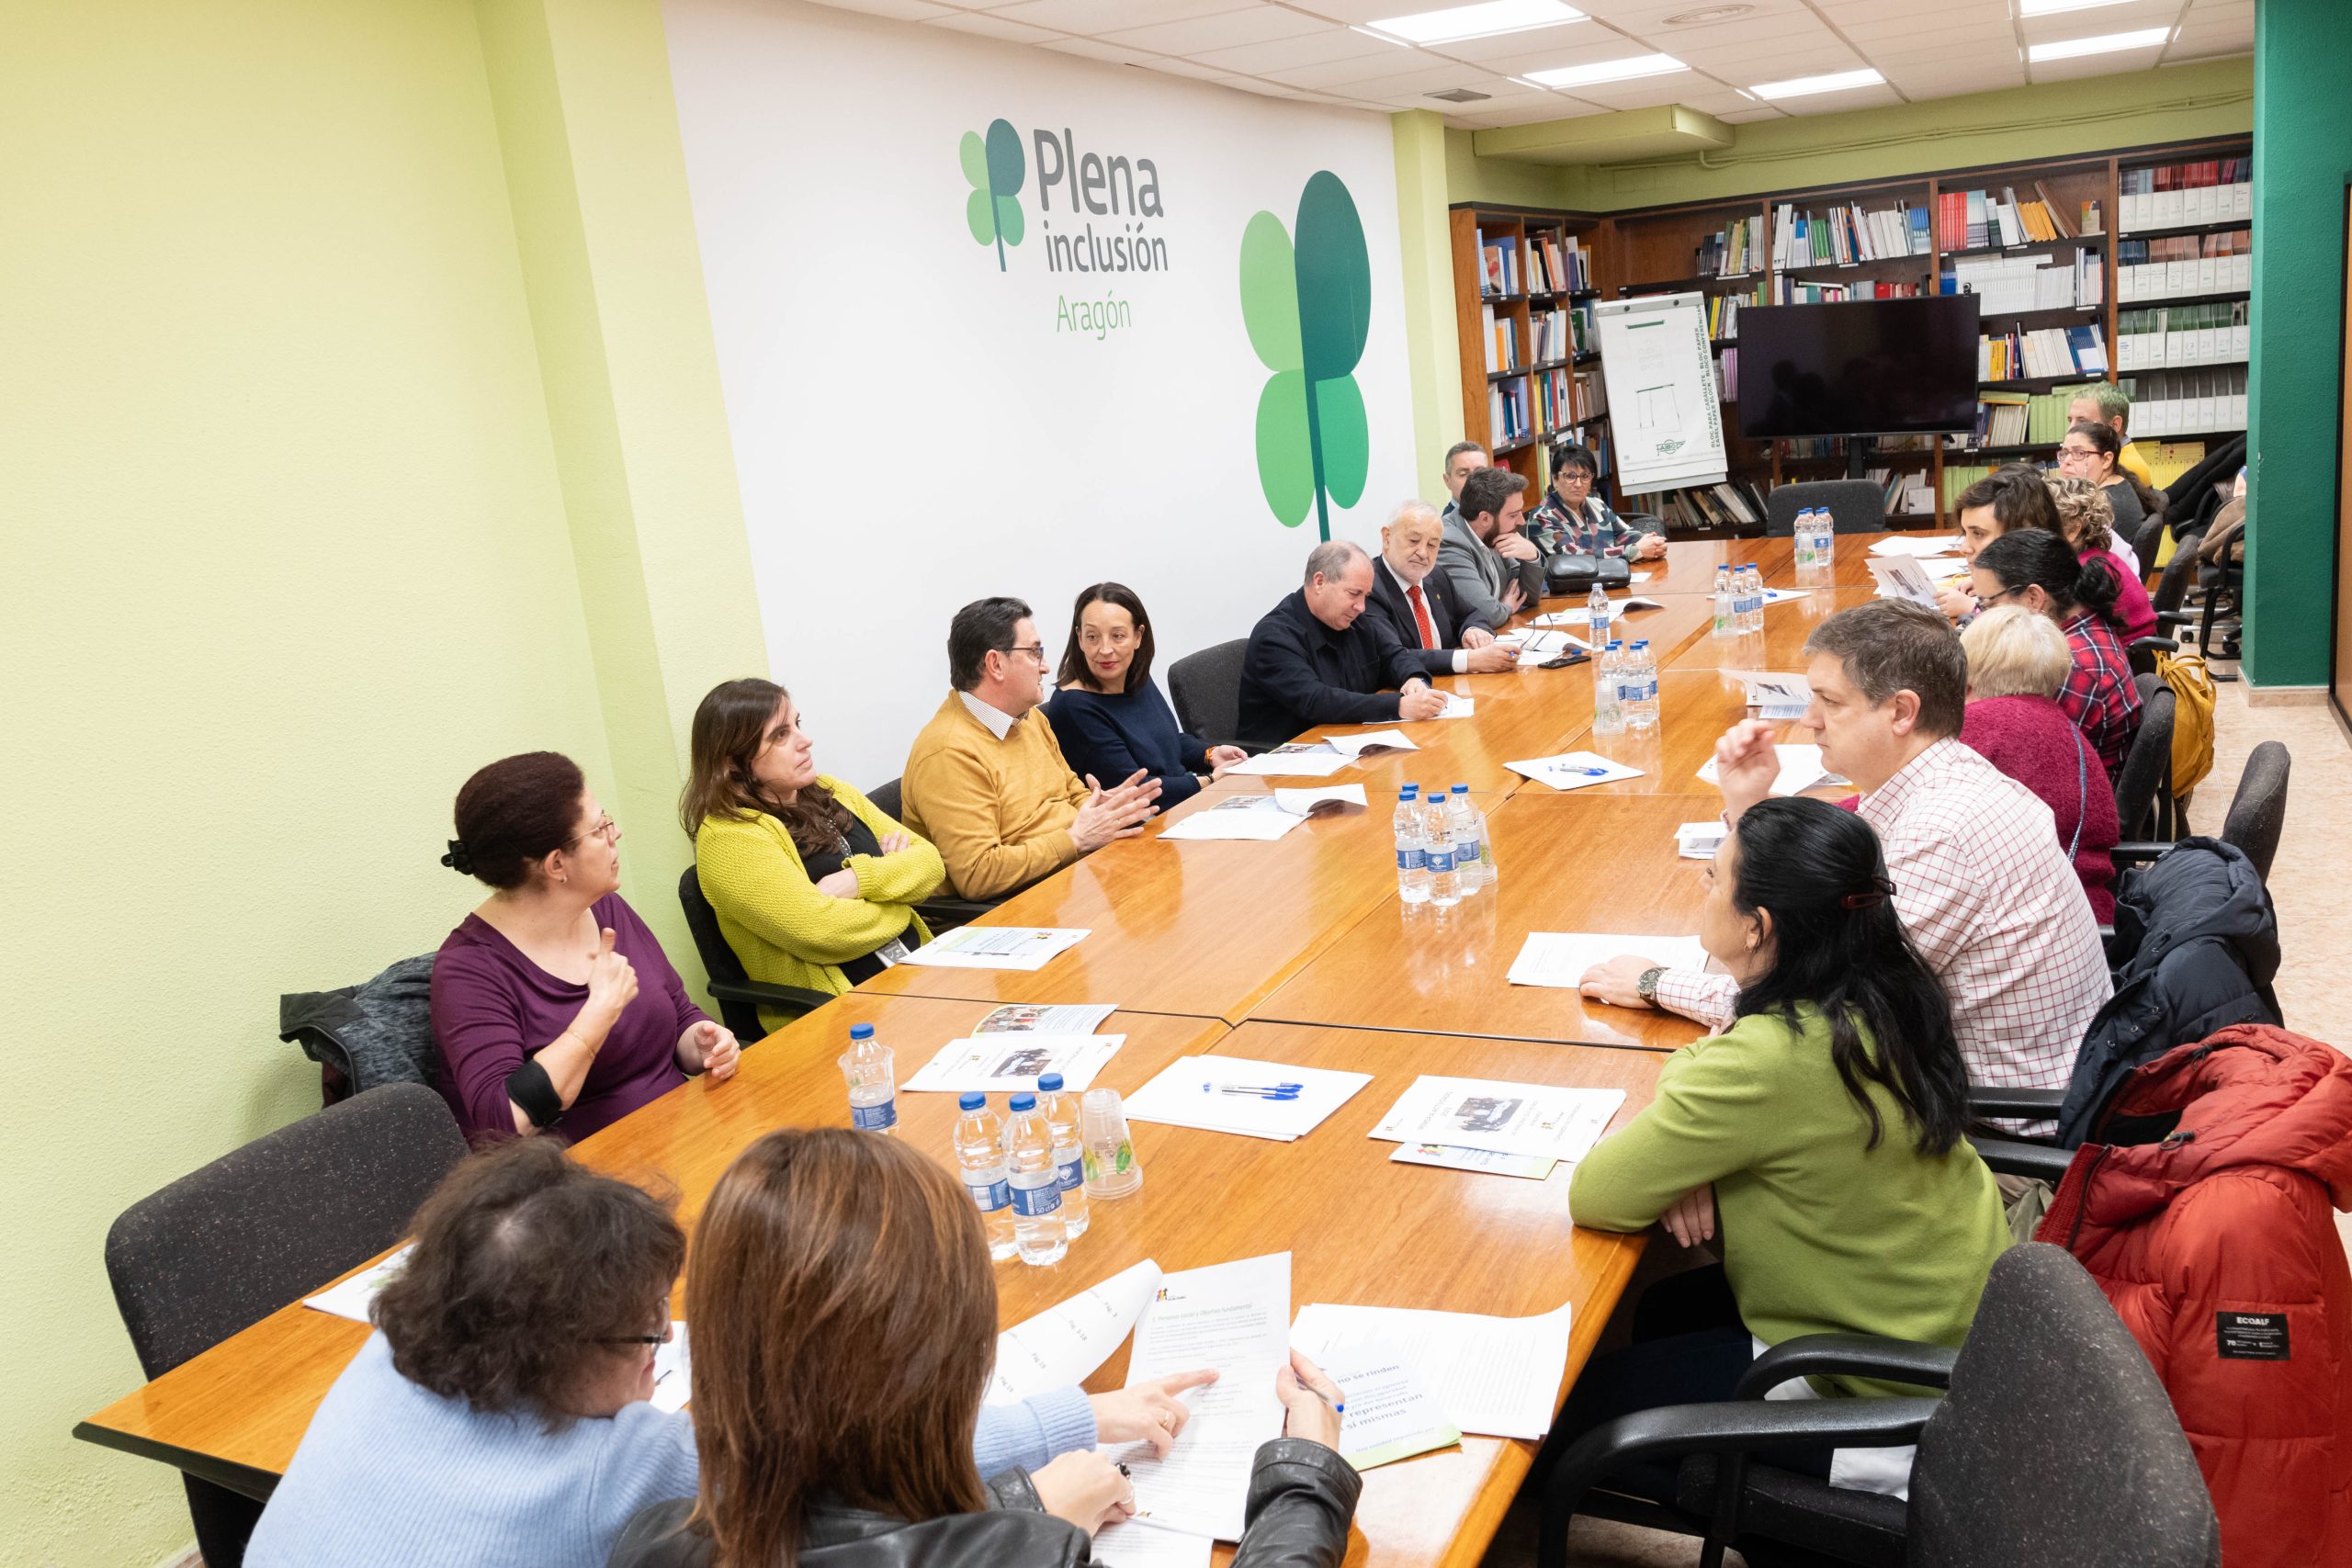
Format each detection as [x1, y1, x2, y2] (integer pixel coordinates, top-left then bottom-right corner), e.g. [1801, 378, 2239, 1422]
[1555, 764, 1610, 777]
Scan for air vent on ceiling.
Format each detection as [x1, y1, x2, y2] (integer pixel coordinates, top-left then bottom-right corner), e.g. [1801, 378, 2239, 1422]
[1427, 87, 1493, 103]
[1662, 3, 1756, 23]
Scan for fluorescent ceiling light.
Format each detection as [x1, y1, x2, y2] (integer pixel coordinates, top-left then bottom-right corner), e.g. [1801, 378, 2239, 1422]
[1526, 53, 1687, 88]
[2019, 0, 2132, 15]
[1748, 67, 1883, 100]
[1365, 1, 1586, 47]
[2029, 26, 2172, 62]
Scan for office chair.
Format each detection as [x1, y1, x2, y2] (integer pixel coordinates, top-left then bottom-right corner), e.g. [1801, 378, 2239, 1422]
[1167, 637, 1253, 752]
[2109, 682, 2176, 843]
[1764, 479, 1886, 537]
[855, 779, 996, 932]
[675, 866, 834, 1041]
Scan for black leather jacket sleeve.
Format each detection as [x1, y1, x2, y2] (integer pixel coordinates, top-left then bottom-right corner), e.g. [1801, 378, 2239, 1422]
[1228, 1439, 1362, 1568]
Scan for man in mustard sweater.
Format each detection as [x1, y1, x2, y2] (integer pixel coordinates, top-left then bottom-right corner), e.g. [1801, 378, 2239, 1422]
[902, 596, 1161, 900]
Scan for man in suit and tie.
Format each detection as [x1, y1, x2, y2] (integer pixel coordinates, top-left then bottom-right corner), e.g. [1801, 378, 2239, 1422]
[1439, 466, 1547, 632]
[1362, 501, 1518, 678]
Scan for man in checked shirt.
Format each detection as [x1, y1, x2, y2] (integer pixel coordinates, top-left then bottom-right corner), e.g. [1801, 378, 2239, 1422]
[1584, 600, 2110, 1132]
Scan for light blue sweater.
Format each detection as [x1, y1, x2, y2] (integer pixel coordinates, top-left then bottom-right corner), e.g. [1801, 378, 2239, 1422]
[245, 1334, 1096, 1568]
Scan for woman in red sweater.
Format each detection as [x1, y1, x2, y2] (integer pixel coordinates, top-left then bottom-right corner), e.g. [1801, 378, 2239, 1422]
[1959, 605, 2120, 920]
[2047, 474, 2157, 643]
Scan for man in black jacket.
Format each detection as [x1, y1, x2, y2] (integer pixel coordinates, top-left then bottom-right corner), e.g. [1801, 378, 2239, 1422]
[1238, 540, 1445, 750]
[1361, 501, 1518, 679]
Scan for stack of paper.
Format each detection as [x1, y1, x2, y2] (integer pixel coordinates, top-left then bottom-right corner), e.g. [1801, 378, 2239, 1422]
[1290, 1298, 1577, 1440]
[989, 1258, 1166, 1405]
[1505, 751, 1644, 792]
[1739, 671, 1813, 720]
[1507, 931, 1709, 989]
[1868, 534, 1962, 558]
[1369, 1076, 1627, 1168]
[1697, 744, 1847, 796]
[902, 1032, 1125, 1094]
[1325, 728, 1419, 756]
[1159, 785, 1369, 841]
[1318, 1340, 1461, 1470]
[1675, 820, 1727, 861]
[899, 926, 1090, 971]
[1222, 742, 1351, 778]
[1121, 1055, 1371, 1142]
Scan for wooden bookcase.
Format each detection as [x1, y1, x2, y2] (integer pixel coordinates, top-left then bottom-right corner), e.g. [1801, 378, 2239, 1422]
[1446, 204, 1610, 506]
[1446, 135, 2253, 532]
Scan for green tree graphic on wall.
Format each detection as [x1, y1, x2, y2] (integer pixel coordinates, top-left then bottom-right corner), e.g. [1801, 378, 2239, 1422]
[1240, 171, 1371, 539]
[960, 118, 1026, 271]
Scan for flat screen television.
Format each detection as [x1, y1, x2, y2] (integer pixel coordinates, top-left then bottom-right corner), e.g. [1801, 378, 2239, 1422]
[1736, 295, 1983, 439]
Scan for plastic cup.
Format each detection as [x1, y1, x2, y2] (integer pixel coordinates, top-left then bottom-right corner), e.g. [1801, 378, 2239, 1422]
[1080, 1088, 1143, 1199]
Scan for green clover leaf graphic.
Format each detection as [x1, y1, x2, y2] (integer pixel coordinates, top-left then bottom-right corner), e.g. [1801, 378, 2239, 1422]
[1240, 172, 1370, 538]
[959, 118, 1026, 271]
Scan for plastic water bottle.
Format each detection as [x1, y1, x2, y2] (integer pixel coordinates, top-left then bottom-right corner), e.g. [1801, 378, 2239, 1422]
[1035, 1073, 1090, 1240]
[952, 1093, 1018, 1261]
[1627, 639, 1659, 731]
[1445, 784, 1487, 893]
[1793, 512, 1815, 572]
[840, 1022, 896, 1135]
[1002, 1092, 1067, 1267]
[1423, 793, 1460, 907]
[1713, 565, 1734, 638]
[1740, 565, 1765, 634]
[1813, 510, 1836, 572]
[1394, 784, 1430, 904]
[1587, 581, 1611, 650]
[1594, 640, 1625, 735]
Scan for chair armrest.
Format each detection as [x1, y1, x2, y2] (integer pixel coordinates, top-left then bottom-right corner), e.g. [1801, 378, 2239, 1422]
[706, 978, 834, 1022]
[1968, 1133, 2075, 1183]
[2112, 840, 2169, 867]
[914, 896, 997, 934]
[1535, 1399, 1939, 1568]
[1967, 1086, 2064, 1119]
[1732, 1334, 1956, 1399]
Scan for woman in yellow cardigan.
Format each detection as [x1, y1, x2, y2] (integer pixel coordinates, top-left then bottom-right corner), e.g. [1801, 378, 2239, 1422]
[682, 679, 946, 1030]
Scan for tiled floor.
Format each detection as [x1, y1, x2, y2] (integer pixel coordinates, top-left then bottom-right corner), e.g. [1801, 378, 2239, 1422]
[1483, 676, 2351, 1568]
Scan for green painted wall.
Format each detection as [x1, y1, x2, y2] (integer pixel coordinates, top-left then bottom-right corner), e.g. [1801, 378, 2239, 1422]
[2245, 0, 2345, 688]
[1444, 125, 1571, 210]
[1394, 113, 1469, 503]
[0, 3, 611, 1562]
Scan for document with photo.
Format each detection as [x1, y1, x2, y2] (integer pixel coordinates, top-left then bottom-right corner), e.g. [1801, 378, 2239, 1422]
[1324, 728, 1419, 756]
[898, 925, 1090, 970]
[901, 1032, 1125, 1095]
[1369, 1076, 1626, 1163]
[1158, 795, 1306, 841]
[1221, 742, 1352, 778]
[972, 1003, 1118, 1036]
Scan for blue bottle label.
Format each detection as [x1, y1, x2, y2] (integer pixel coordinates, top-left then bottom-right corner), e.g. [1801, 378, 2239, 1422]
[1056, 1155, 1085, 1192]
[966, 1177, 1011, 1213]
[1011, 1178, 1062, 1217]
[1396, 847, 1425, 871]
[1426, 844, 1455, 874]
[851, 1098, 897, 1131]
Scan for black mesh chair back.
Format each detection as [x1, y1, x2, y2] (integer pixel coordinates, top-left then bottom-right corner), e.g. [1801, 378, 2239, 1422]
[2112, 683, 2176, 841]
[866, 776, 904, 822]
[2220, 741, 2290, 883]
[1168, 637, 1251, 750]
[1764, 479, 1887, 536]
[1910, 1245, 2219, 1568]
[103, 1084, 467, 1566]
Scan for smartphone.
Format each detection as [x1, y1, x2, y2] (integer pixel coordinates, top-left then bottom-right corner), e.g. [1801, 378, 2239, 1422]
[1538, 649, 1589, 670]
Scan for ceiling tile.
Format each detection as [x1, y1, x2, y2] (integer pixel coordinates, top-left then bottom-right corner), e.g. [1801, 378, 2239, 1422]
[1261, 48, 1454, 87]
[2030, 52, 2169, 84]
[1282, 0, 1473, 22]
[925, 11, 1067, 41]
[1456, 97, 1611, 127]
[989, 0, 1240, 32]
[1036, 36, 1171, 65]
[1100, 6, 1332, 52]
[1135, 56, 1249, 79]
[1425, 19, 1597, 62]
[806, 0, 959, 18]
[1188, 28, 1402, 73]
[1282, 58, 1505, 93]
[1767, 81, 1906, 114]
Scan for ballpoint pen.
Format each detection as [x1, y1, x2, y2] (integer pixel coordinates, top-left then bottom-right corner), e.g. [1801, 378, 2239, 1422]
[1553, 764, 1611, 777]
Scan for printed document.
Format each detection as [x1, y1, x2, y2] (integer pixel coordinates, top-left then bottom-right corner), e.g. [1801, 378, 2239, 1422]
[1739, 672, 1812, 720]
[1508, 931, 1709, 989]
[1291, 1298, 1575, 1440]
[1869, 534, 1963, 558]
[988, 1258, 1164, 1405]
[901, 1032, 1125, 1095]
[1697, 744, 1846, 796]
[1317, 1340, 1462, 1470]
[898, 925, 1089, 971]
[1273, 784, 1367, 815]
[973, 1003, 1117, 1035]
[1505, 751, 1645, 792]
[1867, 555, 1944, 608]
[1387, 1143, 1556, 1180]
[1533, 597, 1666, 626]
[651, 1325, 691, 1413]
[302, 1246, 412, 1323]
[1324, 728, 1419, 756]
[1091, 1523, 1212, 1568]
[1159, 795, 1307, 842]
[1122, 1055, 1372, 1141]
[1369, 1076, 1627, 1164]
[1222, 742, 1352, 778]
[1676, 820, 1728, 861]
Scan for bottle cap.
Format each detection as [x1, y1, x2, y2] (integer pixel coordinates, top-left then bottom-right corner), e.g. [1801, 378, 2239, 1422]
[1607, 639, 1623, 650]
[1038, 1072, 1065, 1091]
[1009, 1092, 1037, 1111]
[1399, 784, 1418, 798]
[849, 1022, 875, 1041]
[958, 1091, 986, 1111]
[1633, 639, 1649, 649]
[1452, 783, 1468, 794]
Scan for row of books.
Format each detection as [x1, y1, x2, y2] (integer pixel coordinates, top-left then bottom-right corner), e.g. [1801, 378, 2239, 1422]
[1978, 323, 2108, 382]
[1707, 294, 1743, 341]
[1623, 479, 1768, 533]
[1534, 367, 1607, 432]
[1965, 392, 2039, 449]
[1521, 231, 1593, 296]
[2116, 303, 2250, 371]
[1940, 462, 1996, 508]
[2120, 159, 2252, 233]
[1530, 303, 1598, 363]
[2118, 232, 2251, 301]
[1714, 347, 1736, 403]
[1942, 248, 2103, 313]
[1776, 276, 1924, 305]
[1489, 378, 1533, 446]
[1772, 200, 1932, 267]
[1863, 464, 1939, 516]
[1695, 214, 1766, 277]
[1480, 303, 1519, 374]
[1937, 183, 2083, 251]
[2120, 368, 2248, 439]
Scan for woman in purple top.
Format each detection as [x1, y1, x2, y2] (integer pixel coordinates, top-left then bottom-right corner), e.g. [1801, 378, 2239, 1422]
[431, 751, 741, 1140]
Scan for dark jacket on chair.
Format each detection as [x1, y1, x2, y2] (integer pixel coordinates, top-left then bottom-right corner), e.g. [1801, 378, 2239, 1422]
[607, 1440, 1362, 1568]
[1363, 557, 1481, 677]
[1238, 589, 1424, 750]
[2055, 838, 2281, 1145]
[2039, 1024, 2352, 1568]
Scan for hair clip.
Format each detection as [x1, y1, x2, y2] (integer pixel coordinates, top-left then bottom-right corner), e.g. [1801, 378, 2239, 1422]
[441, 838, 474, 874]
[1839, 875, 1896, 910]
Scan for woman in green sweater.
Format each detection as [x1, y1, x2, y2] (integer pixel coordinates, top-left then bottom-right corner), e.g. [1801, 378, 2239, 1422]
[1560, 796, 2008, 1498]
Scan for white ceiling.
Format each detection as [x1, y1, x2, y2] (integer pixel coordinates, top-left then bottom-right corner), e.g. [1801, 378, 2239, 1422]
[806, 0, 2252, 129]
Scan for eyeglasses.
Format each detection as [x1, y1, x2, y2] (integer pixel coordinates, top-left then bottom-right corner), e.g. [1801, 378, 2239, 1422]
[598, 1314, 673, 1349]
[2056, 446, 2098, 461]
[1555, 470, 1594, 486]
[1002, 643, 1048, 664]
[568, 815, 619, 849]
[1978, 584, 2030, 606]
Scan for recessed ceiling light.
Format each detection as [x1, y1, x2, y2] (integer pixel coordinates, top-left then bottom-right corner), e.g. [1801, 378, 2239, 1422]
[2019, 0, 2133, 15]
[1526, 53, 1688, 88]
[1661, 4, 1756, 23]
[1363, 1, 1586, 48]
[1748, 67, 1884, 100]
[2029, 26, 2173, 62]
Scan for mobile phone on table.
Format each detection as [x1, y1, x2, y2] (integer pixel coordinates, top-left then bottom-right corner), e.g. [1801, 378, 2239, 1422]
[1538, 649, 1589, 670]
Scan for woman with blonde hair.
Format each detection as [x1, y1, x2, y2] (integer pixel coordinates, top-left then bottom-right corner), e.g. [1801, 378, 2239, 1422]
[1960, 605, 2119, 919]
[610, 1129, 1360, 1568]
[2045, 474, 2155, 641]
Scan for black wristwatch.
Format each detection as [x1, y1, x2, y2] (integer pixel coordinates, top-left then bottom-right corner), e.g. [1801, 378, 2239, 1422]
[1635, 966, 1666, 1006]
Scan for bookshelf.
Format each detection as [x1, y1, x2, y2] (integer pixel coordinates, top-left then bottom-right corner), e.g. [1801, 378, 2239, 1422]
[1562, 137, 2253, 528]
[1447, 204, 1611, 508]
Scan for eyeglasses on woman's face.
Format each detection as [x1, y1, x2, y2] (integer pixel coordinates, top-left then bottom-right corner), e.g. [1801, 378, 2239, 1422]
[2056, 444, 2098, 467]
[1978, 583, 2030, 608]
[597, 1310, 673, 1349]
[569, 815, 620, 850]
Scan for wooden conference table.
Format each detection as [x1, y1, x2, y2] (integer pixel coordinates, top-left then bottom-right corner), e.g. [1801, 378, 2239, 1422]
[78, 533, 1908, 1568]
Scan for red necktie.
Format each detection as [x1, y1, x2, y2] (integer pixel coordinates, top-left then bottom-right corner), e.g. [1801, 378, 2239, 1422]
[1406, 583, 1437, 649]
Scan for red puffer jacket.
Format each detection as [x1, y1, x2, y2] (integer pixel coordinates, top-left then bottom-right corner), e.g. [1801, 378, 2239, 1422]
[2038, 1024, 2352, 1568]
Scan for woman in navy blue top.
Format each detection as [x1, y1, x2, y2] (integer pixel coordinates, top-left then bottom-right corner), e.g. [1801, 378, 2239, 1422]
[1046, 583, 1245, 807]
